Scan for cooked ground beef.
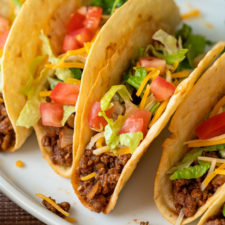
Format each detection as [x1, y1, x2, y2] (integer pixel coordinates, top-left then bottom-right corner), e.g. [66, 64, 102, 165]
[42, 197, 70, 218]
[204, 207, 225, 225]
[172, 175, 225, 218]
[41, 113, 74, 167]
[77, 148, 131, 212]
[0, 96, 15, 151]
[140, 221, 150, 225]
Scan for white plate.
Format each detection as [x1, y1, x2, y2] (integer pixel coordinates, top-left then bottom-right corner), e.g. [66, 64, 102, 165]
[1, 0, 225, 224]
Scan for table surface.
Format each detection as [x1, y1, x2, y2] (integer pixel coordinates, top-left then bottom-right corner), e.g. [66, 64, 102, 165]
[0, 192, 45, 225]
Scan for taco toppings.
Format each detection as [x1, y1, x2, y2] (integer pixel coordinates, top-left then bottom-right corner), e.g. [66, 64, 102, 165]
[168, 97, 225, 218]
[204, 204, 225, 225]
[76, 25, 209, 212]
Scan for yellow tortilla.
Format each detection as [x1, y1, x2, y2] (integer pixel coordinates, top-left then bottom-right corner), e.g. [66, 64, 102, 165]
[198, 191, 225, 225]
[154, 50, 225, 224]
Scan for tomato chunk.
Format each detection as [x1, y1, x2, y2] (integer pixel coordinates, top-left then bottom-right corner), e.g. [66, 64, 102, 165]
[50, 82, 80, 106]
[84, 6, 103, 32]
[195, 112, 225, 139]
[119, 110, 151, 136]
[150, 76, 176, 102]
[40, 103, 63, 127]
[67, 12, 86, 34]
[88, 101, 114, 130]
[139, 57, 166, 73]
[0, 29, 9, 49]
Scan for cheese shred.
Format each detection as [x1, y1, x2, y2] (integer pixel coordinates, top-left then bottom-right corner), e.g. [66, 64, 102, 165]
[36, 193, 70, 217]
[181, 9, 200, 20]
[81, 172, 96, 181]
[139, 85, 151, 109]
[39, 91, 52, 97]
[210, 96, 225, 117]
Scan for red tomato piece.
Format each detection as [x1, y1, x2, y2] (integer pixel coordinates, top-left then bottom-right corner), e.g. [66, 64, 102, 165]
[62, 33, 82, 53]
[0, 16, 9, 33]
[0, 29, 9, 49]
[88, 101, 114, 130]
[150, 76, 176, 102]
[119, 110, 151, 136]
[40, 102, 63, 127]
[139, 57, 166, 73]
[84, 6, 103, 32]
[195, 112, 225, 139]
[50, 82, 80, 106]
[67, 12, 86, 34]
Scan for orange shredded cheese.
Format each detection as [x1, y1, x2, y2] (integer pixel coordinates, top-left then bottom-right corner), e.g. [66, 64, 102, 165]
[65, 78, 81, 85]
[39, 91, 52, 97]
[116, 147, 130, 155]
[0, 49, 3, 57]
[173, 61, 179, 71]
[16, 160, 24, 167]
[136, 74, 152, 97]
[65, 217, 77, 223]
[202, 163, 225, 187]
[36, 193, 70, 217]
[181, 9, 200, 20]
[96, 137, 105, 148]
[172, 70, 190, 79]
[186, 137, 225, 148]
[149, 101, 168, 127]
[210, 96, 225, 117]
[46, 62, 84, 69]
[139, 84, 151, 109]
[81, 172, 96, 181]
[0, 97, 3, 103]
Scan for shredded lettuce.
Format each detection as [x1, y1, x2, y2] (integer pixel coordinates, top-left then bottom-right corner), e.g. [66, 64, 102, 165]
[165, 49, 188, 65]
[61, 106, 75, 126]
[48, 77, 61, 89]
[170, 160, 211, 180]
[16, 98, 41, 128]
[119, 132, 143, 153]
[127, 67, 147, 90]
[55, 68, 74, 82]
[150, 102, 160, 115]
[70, 68, 82, 80]
[100, 85, 132, 111]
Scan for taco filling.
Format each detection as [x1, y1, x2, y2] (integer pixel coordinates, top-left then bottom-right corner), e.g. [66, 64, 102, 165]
[204, 204, 225, 225]
[76, 25, 210, 212]
[168, 96, 225, 218]
[16, 2, 127, 167]
[0, 1, 24, 151]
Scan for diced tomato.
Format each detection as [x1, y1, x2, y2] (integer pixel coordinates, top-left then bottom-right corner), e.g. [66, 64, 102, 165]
[84, 6, 103, 32]
[62, 28, 93, 52]
[50, 82, 80, 106]
[67, 11, 86, 34]
[195, 112, 225, 139]
[40, 102, 63, 127]
[0, 16, 9, 33]
[139, 57, 166, 73]
[150, 76, 176, 102]
[119, 110, 151, 136]
[0, 29, 9, 49]
[88, 101, 114, 130]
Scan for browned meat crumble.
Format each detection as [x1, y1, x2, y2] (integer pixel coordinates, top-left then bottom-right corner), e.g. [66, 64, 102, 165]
[204, 206, 225, 225]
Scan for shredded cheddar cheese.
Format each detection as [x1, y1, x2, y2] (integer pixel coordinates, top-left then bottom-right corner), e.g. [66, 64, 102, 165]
[139, 84, 151, 109]
[210, 96, 225, 117]
[181, 9, 200, 20]
[0, 97, 3, 103]
[116, 147, 130, 155]
[36, 193, 70, 217]
[186, 137, 225, 148]
[65, 217, 77, 223]
[173, 61, 179, 71]
[16, 160, 24, 167]
[172, 70, 190, 79]
[96, 137, 105, 148]
[81, 172, 96, 181]
[39, 91, 52, 97]
[149, 101, 168, 127]
[136, 74, 152, 97]
[84, 42, 92, 53]
[0, 49, 3, 57]
[65, 78, 81, 85]
[46, 62, 84, 69]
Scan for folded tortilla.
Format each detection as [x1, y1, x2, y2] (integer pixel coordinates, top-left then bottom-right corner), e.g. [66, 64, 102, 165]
[198, 191, 225, 225]
[154, 48, 225, 224]
[1, 0, 31, 152]
[70, 0, 225, 214]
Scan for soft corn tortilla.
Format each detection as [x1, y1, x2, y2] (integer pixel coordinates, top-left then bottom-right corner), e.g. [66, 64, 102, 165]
[154, 50, 225, 224]
[2, 0, 91, 174]
[198, 191, 225, 225]
[70, 0, 225, 215]
[1, 0, 31, 152]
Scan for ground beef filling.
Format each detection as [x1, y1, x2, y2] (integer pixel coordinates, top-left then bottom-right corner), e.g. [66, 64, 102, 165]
[77, 148, 131, 212]
[0, 98, 15, 151]
[172, 152, 225, 218]
[42, 197, 70, 218]
[41, 114, 74, 167]
[204, 207, 225, 225]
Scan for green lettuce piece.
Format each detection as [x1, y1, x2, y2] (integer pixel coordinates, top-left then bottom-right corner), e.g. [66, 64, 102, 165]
[55, 68, 74, 82]
[165, 48, 188, 65]
[170, 160, 211, 180]
[48, 77, 61, 89]
[150, 102, 160, 115]
[127, 67, 147, 90]
[16, 98, 41, 128]
[119, 132, 143, 153]
[61, 106, 75, 126]
[223, 204, 225, 217]
[100, 85, 132, 111]
[70, 68, 82, 80]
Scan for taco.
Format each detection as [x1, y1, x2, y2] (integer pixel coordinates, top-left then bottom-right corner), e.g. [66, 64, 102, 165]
[198, 191, 225, 225]
[70, 0, 225, 214]
[3, 0, 132, 177]
[0, 0, 27, 152]
[154, 51, 225, 224]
